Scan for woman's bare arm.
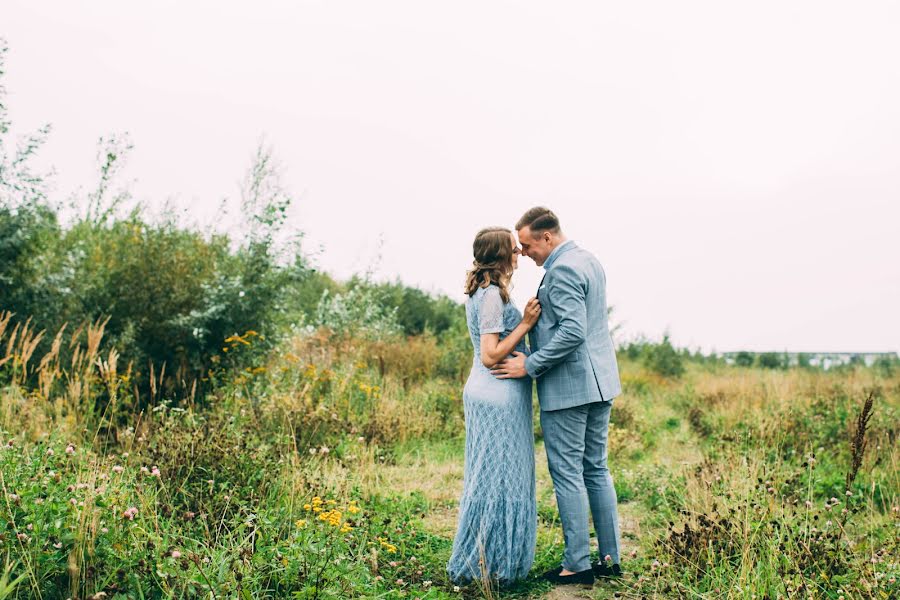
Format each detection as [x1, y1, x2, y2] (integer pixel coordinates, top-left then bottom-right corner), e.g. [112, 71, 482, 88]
[480, 297, 540, 368]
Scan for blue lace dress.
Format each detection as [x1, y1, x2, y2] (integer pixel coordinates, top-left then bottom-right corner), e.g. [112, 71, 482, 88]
[447, 284, 537, 584]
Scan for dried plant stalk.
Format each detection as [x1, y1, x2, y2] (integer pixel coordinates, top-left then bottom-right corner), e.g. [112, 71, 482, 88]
[846, 389, 876, 490]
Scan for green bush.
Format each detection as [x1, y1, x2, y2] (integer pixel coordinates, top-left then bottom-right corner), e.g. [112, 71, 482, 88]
[0, 135, 310, 401]
[643, 335, 685, 378]
[734, 350, 755, 367]
[361, 279, 463, 336]
[757, 351, 786, 369]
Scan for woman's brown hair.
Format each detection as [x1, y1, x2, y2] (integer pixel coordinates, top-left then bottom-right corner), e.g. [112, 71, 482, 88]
[464, 227, 514, 302]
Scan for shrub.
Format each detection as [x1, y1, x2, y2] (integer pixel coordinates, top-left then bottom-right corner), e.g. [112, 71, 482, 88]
[0, 133, 309, 400]
[757, 351, 786, 369]
[361, 279, 464, 336]
[643, 335, 685, 378]
[734, 350, 755, 367]
[313, 284, 402, 340]
[874, 355, 896, 377]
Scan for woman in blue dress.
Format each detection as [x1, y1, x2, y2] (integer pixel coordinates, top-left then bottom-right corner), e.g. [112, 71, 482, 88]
[447, 226, 542, 585]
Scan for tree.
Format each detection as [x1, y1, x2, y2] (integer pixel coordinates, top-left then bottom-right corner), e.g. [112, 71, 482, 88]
[734, 351, 754, 367]
[644, 334, 685, 378]
[0, 40, 52, 209]
[757, 352, 783, 369]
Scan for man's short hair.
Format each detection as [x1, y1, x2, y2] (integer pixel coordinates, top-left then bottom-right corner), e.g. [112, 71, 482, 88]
[515, 206, 561, 235]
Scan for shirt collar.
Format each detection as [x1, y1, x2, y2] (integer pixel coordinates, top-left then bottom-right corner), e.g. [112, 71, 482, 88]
[542, 239, 574, 270]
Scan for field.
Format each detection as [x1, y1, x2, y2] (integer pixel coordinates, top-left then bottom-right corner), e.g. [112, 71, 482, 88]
[1, 42, 897, 596]
[1, 315, 897, 599]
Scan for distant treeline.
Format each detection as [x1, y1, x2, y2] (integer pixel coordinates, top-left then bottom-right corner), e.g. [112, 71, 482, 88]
[619, 338, 898, 379]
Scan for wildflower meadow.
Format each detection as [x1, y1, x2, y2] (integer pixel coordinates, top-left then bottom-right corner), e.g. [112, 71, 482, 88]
[1, 40, 898, 599]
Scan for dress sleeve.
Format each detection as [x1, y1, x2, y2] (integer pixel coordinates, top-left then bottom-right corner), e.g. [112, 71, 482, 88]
[478, 286, 505, 334]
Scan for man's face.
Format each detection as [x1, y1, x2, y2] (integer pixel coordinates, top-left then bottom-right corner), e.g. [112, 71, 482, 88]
[517, 226, 554, 267]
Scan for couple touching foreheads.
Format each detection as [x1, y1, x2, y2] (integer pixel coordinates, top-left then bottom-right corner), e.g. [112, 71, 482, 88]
[447, 207, 623, 588]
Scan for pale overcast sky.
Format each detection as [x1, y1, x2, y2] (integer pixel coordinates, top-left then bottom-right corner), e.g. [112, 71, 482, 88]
[4, 1, 899, 353]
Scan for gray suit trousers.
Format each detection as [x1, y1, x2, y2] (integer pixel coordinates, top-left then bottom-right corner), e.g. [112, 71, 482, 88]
[541, 401, 621, 572]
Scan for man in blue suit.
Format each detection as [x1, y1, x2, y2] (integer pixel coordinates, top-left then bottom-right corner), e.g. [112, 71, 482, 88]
[493, 206, 622, 586]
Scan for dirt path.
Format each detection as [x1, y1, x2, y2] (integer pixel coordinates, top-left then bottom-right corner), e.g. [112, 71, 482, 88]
[379, 399, 705, 599]
[381, 442, 648, 599]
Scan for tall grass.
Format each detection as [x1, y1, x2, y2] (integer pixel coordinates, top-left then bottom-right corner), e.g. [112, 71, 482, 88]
[2, 306, 897, 598]
[613, 365, 899, 599]
[0, 308, 469, 598]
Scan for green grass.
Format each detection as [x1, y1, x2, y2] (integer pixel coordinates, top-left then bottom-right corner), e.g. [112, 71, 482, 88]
[1, 323, 897, 599]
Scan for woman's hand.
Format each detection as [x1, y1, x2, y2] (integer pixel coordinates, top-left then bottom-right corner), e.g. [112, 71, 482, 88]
[522, 297, 541, 328]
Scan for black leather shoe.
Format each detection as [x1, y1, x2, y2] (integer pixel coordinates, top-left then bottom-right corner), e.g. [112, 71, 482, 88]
[541, 565, 595, 586]
[591, 561, 623, 578]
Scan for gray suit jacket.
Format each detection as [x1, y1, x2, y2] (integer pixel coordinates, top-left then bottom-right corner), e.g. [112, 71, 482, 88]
[525, 241, 622, 411]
